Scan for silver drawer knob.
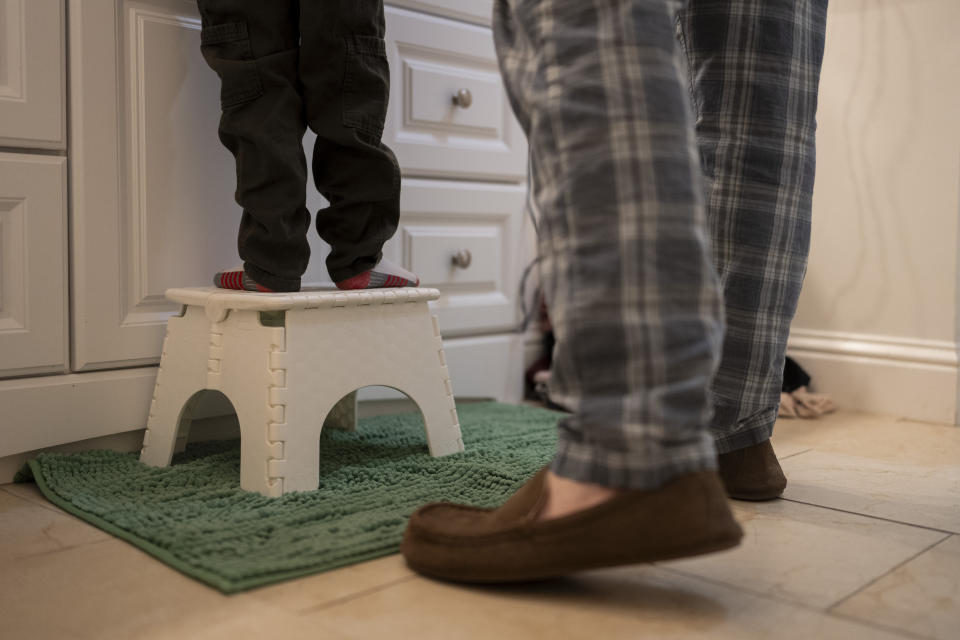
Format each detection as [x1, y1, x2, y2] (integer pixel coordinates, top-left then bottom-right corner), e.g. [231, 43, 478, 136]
[451, 249, 472, 269]
[452, 88, 473, 109]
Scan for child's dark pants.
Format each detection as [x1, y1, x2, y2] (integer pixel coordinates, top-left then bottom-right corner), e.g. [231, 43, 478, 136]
[197, 0, 399, 291]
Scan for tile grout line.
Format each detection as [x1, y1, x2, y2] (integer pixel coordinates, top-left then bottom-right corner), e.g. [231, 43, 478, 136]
[1, 484, 80, 517]
[1, 485, 58, 512]
[8, 537, 116, 564]
[778, 447, 814, 460]
[297, 574, 418, 615]
[779, 497, 958, 536]
[658, 564, 933, 640]
[826, 534, 953, 613]
[659, 565, 847, 614]
[827, 609, 934, 640]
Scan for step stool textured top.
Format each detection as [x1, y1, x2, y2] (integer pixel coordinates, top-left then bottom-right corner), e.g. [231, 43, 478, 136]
[166, 286, 442, 322]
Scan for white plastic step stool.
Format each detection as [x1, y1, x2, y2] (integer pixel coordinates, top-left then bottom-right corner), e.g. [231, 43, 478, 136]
[140, 286, 464, 497]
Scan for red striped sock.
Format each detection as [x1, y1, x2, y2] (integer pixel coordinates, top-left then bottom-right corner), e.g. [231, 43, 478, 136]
[213, 269, 276, 292]
[335, 259, 420, 290]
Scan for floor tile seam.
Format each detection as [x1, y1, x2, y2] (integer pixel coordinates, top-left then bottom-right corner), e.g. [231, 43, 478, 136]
[826, 534, 953, 612]
[296, 573, 418, 615]
[660, 567, 948, 640]
[776, 443, 960, 466]
[826, 608, 936, 640]
[661, 540, 949, 625]
[782, 449, 960, 470]
[1, 484, 71, 516]
[656, 565, 839, 613]
[18, 497, 72, 517]
[6, 536, 116, 564]
[779, 497, 959, 535]
[895, 416, 959, 429]
[308, 564, 900, 637]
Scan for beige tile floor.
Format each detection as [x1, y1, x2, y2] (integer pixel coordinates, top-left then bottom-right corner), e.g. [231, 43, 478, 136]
[1, 410, 958, 640]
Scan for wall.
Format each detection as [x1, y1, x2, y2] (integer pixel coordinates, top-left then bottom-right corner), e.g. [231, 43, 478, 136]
[789, 0, 960, 423]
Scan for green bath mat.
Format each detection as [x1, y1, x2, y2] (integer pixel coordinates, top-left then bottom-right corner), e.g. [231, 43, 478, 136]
[18, 402, 560, 593]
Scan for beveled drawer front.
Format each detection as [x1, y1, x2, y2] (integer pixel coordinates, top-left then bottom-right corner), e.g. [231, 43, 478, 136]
[408, 62, 504, 134]
[387, 1, 493, 26]
[381, 179, 527, 336]
[384, 7, 527, 182]
[405, 225, 501, 289]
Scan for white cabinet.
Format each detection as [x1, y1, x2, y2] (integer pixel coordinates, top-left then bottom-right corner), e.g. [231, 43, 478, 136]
[1, 0, 530, 468]
[69, 0, 528, 369]
[0, 0, 66, 149]
[0, 154, 68, 377]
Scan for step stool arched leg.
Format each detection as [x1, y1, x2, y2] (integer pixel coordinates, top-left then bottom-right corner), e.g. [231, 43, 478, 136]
[409, 383, 464, 457]
[402, 314, 464, 457]
[140, 307, 211, 467]
[268, 390, 345, 494]
[236, 403, 287, 498]
[141, 389, 206, 467]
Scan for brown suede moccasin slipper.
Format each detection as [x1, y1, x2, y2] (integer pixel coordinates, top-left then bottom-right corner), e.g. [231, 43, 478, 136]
[717, 439, 787, 501]
[401, 468, 743, 583]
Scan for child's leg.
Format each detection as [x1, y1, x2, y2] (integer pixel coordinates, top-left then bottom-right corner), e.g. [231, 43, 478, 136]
[298, 1, 418, 289]
[197, 0, 308, 292]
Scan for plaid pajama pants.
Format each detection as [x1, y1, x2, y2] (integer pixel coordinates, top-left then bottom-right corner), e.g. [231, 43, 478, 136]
[494, 0, 828, 488]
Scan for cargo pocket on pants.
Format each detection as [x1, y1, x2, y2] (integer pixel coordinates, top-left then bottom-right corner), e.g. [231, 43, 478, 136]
[342, 35, 390, 145]
[200, 21, 263, 109]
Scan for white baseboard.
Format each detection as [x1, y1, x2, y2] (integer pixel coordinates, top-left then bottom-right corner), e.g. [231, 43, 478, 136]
[0, 429, 145, 485]
[0, 368, 158, 458]
[787, 329, 958, 424]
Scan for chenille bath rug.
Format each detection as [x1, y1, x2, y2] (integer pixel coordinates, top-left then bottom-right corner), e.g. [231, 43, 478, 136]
[17, 402, 560, 593]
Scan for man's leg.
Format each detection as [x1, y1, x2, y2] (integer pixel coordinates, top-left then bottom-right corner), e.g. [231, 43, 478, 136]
[298, 1, 416, 289]
[400, 0, 741, 583]
[678, 0, 828, 498]
[197, 0, 309, 292]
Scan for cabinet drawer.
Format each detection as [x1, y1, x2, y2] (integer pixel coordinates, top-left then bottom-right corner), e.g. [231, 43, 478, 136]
[0, 153, 67, 377]
[0, 0, 65, 149]
[384, 7, 527, 181]
[357, 332, 524, 403]
[382, 179, 527, 336]
[406, 225, 501, 290]
[387, 1, 493, 26]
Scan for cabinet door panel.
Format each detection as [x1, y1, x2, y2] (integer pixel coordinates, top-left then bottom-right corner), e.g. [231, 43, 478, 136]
[70, 0, 333, 370]
[71, 0, 229, 369]
[0, 153, 67, 377]
[0, 0, 65, 149]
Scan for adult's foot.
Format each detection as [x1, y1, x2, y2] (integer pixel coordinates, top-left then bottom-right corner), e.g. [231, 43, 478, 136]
[537, 471, 621, 520]
[401, 467, 742, 583]
[716, 439, 787, 501]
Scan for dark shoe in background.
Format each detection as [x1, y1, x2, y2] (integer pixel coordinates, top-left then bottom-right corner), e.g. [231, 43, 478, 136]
[401, 468, 743, 584]
[717, 439, 787, 501]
